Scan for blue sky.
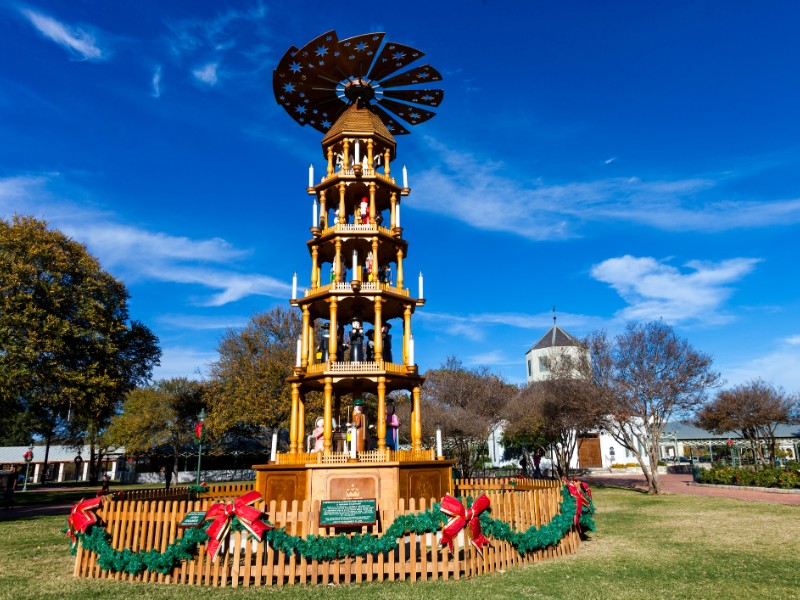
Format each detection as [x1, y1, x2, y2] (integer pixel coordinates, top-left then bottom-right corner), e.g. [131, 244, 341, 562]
[3, 1, 800, 391]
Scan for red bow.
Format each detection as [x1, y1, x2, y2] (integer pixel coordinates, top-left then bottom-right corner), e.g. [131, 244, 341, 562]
[439, 493, 491, 556]
[67, 496, 103, 543]
[563, 478, 590, 529]
[203, 490, 272, 561]
[195, 422, 204, 440]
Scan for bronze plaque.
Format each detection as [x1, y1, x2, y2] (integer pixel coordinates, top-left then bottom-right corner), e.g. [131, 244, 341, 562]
[328, 476, 376, 500]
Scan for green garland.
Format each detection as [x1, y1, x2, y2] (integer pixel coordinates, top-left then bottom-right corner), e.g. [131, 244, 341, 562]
[69, 485, 596, 575]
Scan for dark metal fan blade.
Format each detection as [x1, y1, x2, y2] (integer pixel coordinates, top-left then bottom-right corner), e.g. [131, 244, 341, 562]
[368, 42, 424, 82]
[382, 88, 443, 108]
[336, 32, 385, 80]
[370, 104, 411, 135]
[295, 30, 339, 69]
[377, 98, 437, 125]
[379, 64, 443, 88]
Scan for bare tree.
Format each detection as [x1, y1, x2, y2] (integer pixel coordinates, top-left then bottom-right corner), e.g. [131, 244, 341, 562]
[696, 379, 795, 464]
[587, 321, 720, 494]
[503, 347, 606, 477]
[421, 357, 515, 478]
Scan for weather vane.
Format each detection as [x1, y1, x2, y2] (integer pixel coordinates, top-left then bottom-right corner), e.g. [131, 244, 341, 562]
[273, 30, 444, 135]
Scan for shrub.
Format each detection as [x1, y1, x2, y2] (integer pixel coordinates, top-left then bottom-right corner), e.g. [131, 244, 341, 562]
[697, 465, 800, 489]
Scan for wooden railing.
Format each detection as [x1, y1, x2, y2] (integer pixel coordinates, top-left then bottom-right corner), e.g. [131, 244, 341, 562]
[74, 486, 579, 587]
[453, 477, 561, 495]
[275, 448, 435, 465]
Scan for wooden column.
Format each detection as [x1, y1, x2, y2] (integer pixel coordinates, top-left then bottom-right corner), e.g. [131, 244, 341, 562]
[396, 248, 404, 290]
[311, 246, 319, 289]
[289, 382, 300, 453]
[338, 183, 346, 225]
[390, 192, 397, 229]
[343, 139, 350, 171]
[412, 385, 422, 450]
[306, 318, 315, 366]
[377, 377, 386, 450]
[369, 183, 376, 225]
[301, 305, 310, 368]
[327, 146, 334, 176]
[334, 238, 342, 282]
[319, 190, 327, 228]
[328, 297, 338, 361]
[384, 149, 391, 178]
[374, 297, 383, 361]
[324, 378, 333, 454]
[367, 139, 374, 170]
[298, 391, 306, 453]
[403, 305, 412, 365]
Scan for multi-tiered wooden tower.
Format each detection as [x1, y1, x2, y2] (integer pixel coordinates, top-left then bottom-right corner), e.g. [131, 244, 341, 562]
[254, 31, 453, 507]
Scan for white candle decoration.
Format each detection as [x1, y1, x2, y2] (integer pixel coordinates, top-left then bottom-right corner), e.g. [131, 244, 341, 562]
[313, 200, 318, 227]
[402, 164, 408, 188]
[436, 426, 443, 458]
[408, 335, 415, 365]
[296, 338, 302, 367]
[354, 139, 360, 164]
[352, 249, 357, 277]
[292, 272, 297, 300]
[396, 203, 401, 228]
[308, 163, 314, 188]
[350, 427, 357, 459]
[270, 432, 278, 462]
[418, 272, 424, 299]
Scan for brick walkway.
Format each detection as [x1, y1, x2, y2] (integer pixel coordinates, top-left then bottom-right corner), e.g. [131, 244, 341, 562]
[583, 473, 800, 506]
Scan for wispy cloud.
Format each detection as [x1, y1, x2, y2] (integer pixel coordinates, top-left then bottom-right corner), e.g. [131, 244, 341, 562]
[410, 138, 800, 240]
[0, 174, 289, 306]
[164, 4, 271, 87]
[152, 346, 216, 380]
[722, 337, 800, 390]
[151, 66, 162, 98]
[20, 8, 107, 61]
[157, 314, 247, 331]
[193, 63, 219, 86]
[419, 310, 601, 341]
[590, 255, 760, 324]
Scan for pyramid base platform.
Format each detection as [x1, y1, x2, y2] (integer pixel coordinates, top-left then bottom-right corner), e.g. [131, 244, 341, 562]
[253, 459, 454, 509]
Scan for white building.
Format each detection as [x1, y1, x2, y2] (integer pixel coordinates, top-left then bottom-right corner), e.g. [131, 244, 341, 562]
[525, 324, 621, 470]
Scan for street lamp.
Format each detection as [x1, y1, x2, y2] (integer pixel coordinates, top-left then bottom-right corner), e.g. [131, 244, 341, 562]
[194, 408, 207, 485]
[22, 443, 34, 492]
[74, 448, 83, 483]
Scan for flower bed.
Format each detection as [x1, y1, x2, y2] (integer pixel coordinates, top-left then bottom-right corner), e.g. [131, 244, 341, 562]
[696, 463, 800, 489]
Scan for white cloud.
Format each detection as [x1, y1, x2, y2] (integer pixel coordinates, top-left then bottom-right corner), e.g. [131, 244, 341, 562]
[591, 255, 760, 324]
[0, 174, 290, 306]
[193, 62, 219, 86]
[152, 66, 162, 98]
[785, 335, 800, 345]
[409, 138, 800, 240]
[20, 9, 106, 61]
[465, 350, 508, 367]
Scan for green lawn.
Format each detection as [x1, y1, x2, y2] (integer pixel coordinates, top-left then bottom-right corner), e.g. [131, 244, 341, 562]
[0, 486, 798, 600]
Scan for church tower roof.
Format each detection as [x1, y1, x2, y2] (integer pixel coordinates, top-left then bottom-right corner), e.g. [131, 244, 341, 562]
[529, 325, 582, 352]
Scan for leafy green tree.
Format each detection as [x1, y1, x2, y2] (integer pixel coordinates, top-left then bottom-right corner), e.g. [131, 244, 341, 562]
[206, 307, 303, 435]
[0, 215, 161, 482]
[105, 378, 207, 477]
